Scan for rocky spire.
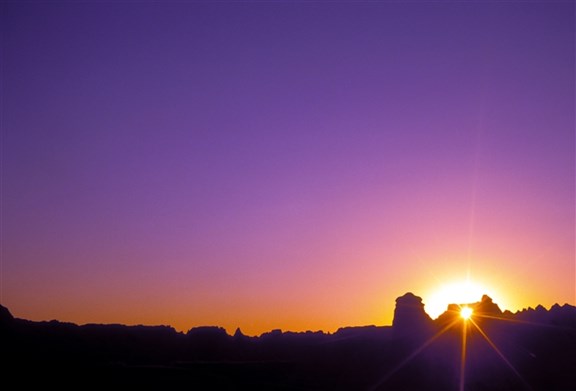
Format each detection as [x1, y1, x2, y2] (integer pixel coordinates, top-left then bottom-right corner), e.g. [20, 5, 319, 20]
[393, 292, 433, 336]
[477, 294, 502, 315]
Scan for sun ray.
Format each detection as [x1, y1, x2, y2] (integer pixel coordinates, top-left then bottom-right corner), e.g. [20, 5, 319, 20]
[466, 115, 484, 282]
[473, 313, 570, 330]
[459, 319, 468, 391]
[369, 319, 460, 391]
[469, 319, 533, 390]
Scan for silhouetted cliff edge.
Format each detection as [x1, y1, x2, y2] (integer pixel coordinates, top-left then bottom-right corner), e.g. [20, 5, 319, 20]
[1, 296, 574, 390]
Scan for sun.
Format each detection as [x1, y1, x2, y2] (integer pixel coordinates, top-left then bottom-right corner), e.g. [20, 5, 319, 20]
[424, 280, 492, 319]
[460, 306, 473, 320]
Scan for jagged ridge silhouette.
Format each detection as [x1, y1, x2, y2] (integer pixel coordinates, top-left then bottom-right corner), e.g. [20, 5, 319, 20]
[1, 293, 574, 390]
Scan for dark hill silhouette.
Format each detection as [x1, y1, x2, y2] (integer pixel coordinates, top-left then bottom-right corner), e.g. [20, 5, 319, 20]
[1, 297, 575, 390]
[0, 304, 14, 323]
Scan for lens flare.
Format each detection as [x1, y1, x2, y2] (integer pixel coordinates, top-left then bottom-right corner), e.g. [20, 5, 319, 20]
[460, 307, 473, 320]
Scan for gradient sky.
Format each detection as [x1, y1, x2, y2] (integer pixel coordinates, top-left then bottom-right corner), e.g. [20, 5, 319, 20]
[1, 2, 574, 336]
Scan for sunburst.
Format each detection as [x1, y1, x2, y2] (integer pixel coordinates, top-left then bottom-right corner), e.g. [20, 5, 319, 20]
[372, 296, 533, 391]
[460, 306, 473, 320]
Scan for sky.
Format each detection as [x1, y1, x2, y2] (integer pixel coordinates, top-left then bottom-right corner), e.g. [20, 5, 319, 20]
[1, 2, 574, 336]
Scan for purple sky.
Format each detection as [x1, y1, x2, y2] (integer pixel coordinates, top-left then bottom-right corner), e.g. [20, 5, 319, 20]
[1, 2, 574, 335]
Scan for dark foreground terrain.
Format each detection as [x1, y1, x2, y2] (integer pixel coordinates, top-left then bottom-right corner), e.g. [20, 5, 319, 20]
[1, 293, 575, 390]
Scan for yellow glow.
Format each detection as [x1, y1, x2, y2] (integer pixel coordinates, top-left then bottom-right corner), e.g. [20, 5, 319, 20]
[460, 306, 473, 320]
[424, 280, 492, 319]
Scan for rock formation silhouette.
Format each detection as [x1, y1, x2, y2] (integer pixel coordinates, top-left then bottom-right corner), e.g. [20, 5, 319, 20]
[436, 294, 503, 326]
[1, 295, 574, 390]
[392, 292, 433, 338]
